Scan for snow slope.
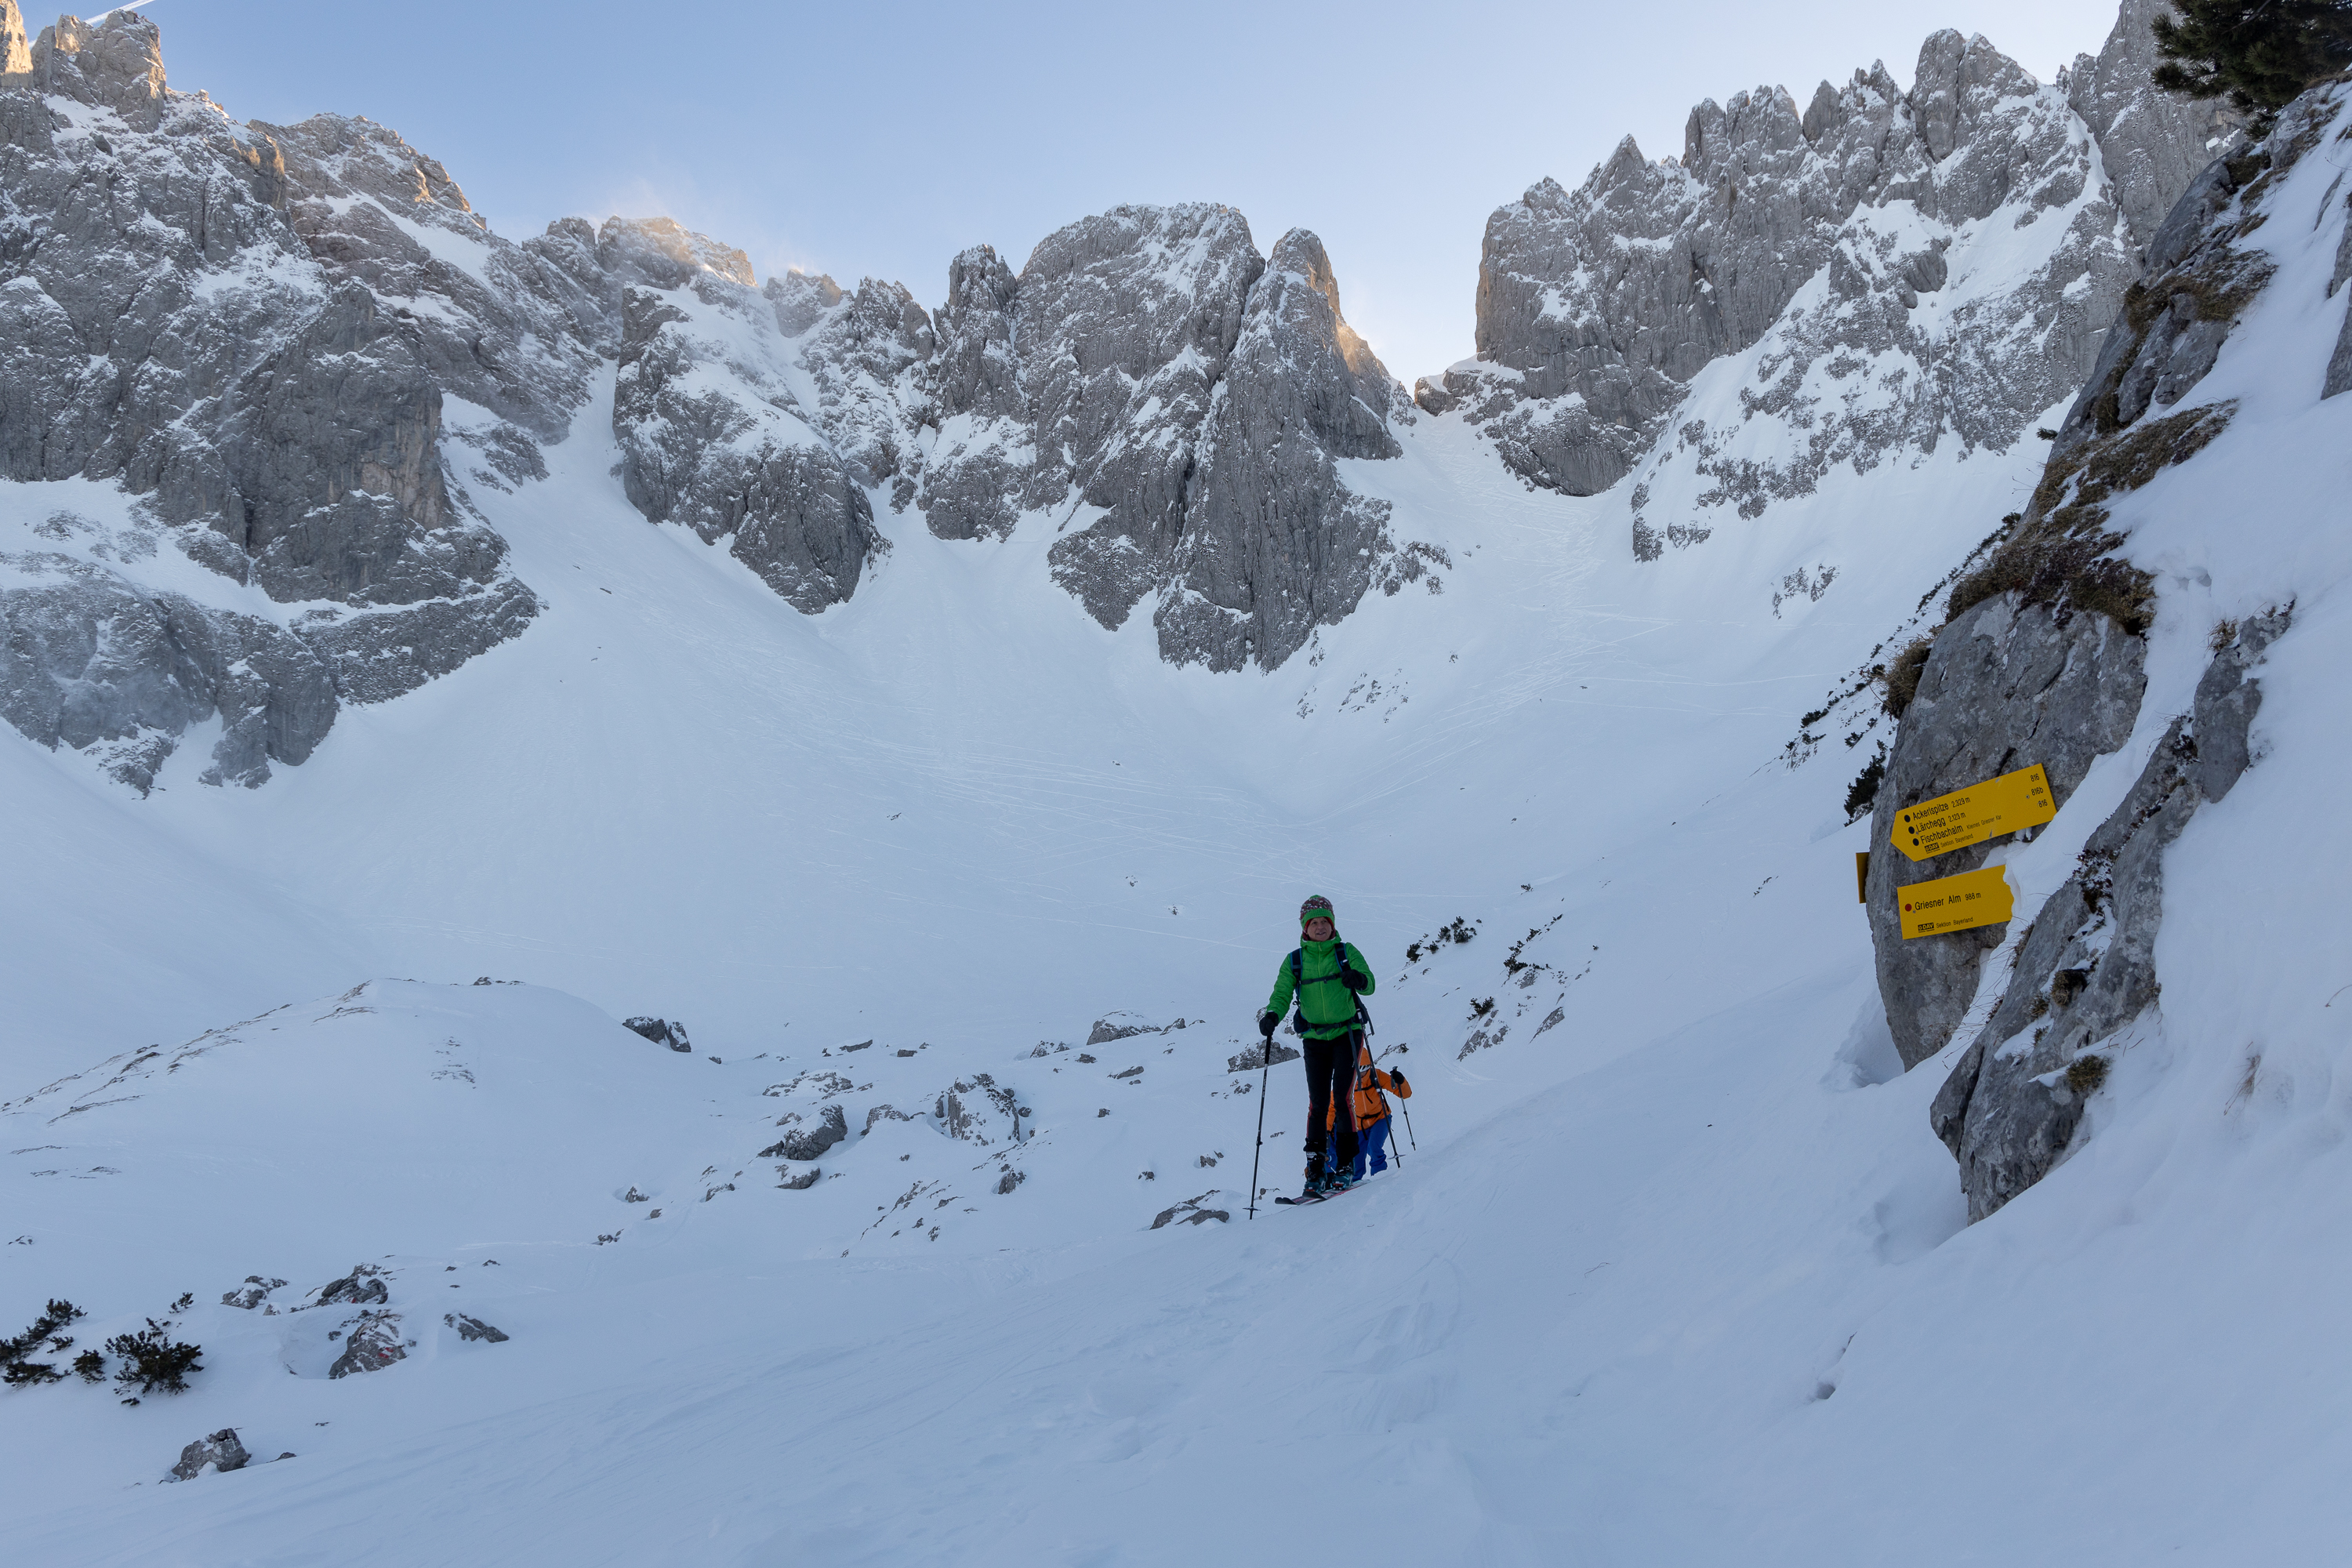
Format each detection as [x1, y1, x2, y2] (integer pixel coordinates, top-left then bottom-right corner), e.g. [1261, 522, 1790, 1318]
[7, 68, 2352, 1568]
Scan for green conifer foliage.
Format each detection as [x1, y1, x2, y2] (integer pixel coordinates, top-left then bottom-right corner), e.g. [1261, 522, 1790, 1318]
[2153, 0, 2352, 113]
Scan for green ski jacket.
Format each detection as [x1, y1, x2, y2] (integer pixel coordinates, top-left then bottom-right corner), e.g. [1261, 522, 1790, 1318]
[1265, 937, 1375, 1041]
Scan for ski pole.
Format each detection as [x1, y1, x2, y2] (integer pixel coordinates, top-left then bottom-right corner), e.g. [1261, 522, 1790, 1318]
[1370, 1041, 1419, 1152]
[1247, 1035, 1271, 1219]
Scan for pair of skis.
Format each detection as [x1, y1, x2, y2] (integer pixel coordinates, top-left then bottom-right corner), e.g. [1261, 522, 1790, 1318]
[1273, 1178, 1367, 1207]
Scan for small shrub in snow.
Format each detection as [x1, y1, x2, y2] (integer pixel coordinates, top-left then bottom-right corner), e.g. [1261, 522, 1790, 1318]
[1, 1298, 85, 1388]
[1405, 917, 1478, 964]
[2065, 1055, 2111, 1095]
[105, 1319, 204, 1395]
[1879, 640, 1933, 718]
[1844, 745, 1887, 822]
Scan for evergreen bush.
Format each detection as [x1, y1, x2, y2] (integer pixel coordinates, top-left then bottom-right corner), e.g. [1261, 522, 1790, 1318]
[2154, 0, 2352, 114]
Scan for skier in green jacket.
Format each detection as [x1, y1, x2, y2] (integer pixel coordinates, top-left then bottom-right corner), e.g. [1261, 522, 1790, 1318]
[1259, 894, 1375, 1197]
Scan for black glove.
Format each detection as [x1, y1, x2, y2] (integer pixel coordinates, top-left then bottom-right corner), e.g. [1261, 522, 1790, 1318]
[1258, 1011, 1278, 1041]
[1341, 965, 1369, 992]
[1391, 1070, 1408, 1093]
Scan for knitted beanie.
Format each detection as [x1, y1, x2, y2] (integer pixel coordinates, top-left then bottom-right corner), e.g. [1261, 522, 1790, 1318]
[1299, 895, 1336, 927]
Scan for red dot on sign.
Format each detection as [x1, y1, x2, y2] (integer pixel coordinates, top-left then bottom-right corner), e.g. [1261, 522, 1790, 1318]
[1904, 902, 1913, 911]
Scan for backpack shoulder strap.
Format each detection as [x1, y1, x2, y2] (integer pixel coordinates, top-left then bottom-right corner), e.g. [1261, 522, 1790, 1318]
[1289, 949, 1302, 984]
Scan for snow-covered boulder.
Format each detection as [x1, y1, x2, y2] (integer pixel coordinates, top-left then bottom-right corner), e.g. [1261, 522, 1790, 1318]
[166, 1428, 248, 1481]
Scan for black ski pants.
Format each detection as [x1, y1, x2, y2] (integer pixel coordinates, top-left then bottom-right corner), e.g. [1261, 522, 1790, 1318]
[1302, 1031, 1360, 1174]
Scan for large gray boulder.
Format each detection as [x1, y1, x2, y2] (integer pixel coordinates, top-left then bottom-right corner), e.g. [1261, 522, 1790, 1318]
[1930, 611, 2287, 1220]
[326, 1309, 407, 1378]
[1863, 593, 2146, 1069]
[760, 1103, 848, 1162]
[168, 1428, 249, 1481]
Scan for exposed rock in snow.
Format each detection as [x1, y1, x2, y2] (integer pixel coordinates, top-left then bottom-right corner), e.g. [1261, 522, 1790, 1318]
[934, 1075, 1019, 1145]
[221, 1276, 288, 1310]
[1864, 593, 2147, 1069]
[166, 1428, 248, 1481]
[1149, 1191, 1229, 1229]
[1226, 1043, 1300, 1073]
[1445, 2, 2228, 541]
[623, 1017, 693, 1052]
[312, 1264, 390, 1308]
[1933, 608, 2288, 1219]
[444, 1312, 508, 1344]
[1086, 1014, 1160, 1046]
[760, 1103, 847, 1161]
[777, 1166, 820, 1190]
[327, 1309, 407, 1378]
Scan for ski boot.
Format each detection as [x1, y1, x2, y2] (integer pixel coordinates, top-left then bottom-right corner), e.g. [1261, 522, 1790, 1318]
[1300, 1156, 1330, 1200]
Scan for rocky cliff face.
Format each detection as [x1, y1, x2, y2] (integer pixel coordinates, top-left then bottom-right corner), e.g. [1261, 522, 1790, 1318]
[0, 6, 567, 787]
[0, 6, 909, 788]
[2, 8, 1421, 797]
[607, 217, 884, 612]
[1436, 1, 2236, 547]
[907, 207, 1417, 670]
[1863, 80, 2347, 1220]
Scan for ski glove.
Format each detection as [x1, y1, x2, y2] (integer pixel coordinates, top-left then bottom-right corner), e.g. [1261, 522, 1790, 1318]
[1258, 1011, 1279, 1041]
[1341, 965, 1370, 992]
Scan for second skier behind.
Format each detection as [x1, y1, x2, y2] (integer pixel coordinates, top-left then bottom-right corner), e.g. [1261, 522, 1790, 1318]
[1328, 1038, 1410, 1182]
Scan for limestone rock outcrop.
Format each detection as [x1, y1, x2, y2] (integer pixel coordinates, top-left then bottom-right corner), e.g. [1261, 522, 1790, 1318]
[910, 209, 1418, 670]
[1863, 593, 2146, 1069]
[1929, 610, 2286, 1221]
[168, 1428, 249, 1480]
[608, 219, 882, 614]
[2060, 0, 2243, 262]
[1864, 82, 2346, 1218]
[0, 5, 556, 788]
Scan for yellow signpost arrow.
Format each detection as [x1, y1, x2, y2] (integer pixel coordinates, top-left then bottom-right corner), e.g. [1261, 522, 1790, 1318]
[1897, 865, 2014, 939]
[1893, 764, 2055, 862]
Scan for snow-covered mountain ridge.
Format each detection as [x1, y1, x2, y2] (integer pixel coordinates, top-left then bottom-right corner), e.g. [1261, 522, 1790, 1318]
[1435, 0, 2238, 543]
[0, 0, 2234, 794]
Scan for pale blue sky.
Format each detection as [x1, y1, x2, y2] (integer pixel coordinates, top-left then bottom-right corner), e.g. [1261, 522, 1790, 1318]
[123, 0, 2128, 382]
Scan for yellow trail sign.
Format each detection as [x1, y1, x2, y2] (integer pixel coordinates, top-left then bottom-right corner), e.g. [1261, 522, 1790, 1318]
[1898, 865, 2014, 939]
[1893, 764, 2055, 862]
